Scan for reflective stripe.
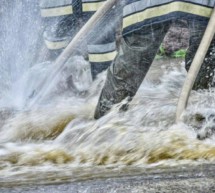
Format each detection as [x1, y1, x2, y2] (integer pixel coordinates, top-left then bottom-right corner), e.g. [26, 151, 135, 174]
[41, 5, 73, 17]
[88, 42, 116, 54]
[39, 0, 73, 9]
[123, 1, 213, 29]
[89, 51, 117, 63]
[123, 0, 215, 17]
[44, 39, 70, 50]
[82, 1, 105, 12]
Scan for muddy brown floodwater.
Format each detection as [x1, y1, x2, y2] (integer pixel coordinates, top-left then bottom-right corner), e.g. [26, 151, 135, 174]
[1, 58, 215, 192]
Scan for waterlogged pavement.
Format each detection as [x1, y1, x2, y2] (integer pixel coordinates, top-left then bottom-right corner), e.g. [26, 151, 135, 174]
[1, 164, 215, 193]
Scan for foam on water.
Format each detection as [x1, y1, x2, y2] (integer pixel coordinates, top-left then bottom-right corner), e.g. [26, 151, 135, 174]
[0, 58, 215, 185]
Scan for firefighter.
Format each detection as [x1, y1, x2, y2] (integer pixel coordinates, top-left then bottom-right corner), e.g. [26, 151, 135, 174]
[39, 0, 118, 80]
[94, 0, 215, 119]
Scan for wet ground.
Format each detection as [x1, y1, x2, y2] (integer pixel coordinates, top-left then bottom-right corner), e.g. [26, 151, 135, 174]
[1, 164, 215, 193]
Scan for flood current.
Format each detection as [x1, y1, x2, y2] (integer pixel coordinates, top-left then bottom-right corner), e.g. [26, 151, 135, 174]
[1, 0, 215, 189]
[1, 57, 215, 187]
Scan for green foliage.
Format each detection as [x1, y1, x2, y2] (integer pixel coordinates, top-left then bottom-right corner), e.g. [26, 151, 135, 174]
[159, 44, 166, 56]
[171, 49, 187, 58]
[156, 44, 187, 59]
[155, 44, 167, 59]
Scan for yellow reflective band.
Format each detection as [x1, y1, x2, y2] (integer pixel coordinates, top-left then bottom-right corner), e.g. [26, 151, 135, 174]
[123, 2, 213, 29]
[41, 5, 73, 17]
[89, 51, 117, 63]
[82, 2, 105, 12]
[44, 39, 70, 50]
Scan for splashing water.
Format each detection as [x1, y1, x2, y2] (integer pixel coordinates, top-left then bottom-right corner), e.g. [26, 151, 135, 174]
[1, 58, 215, 186]
[1, 1, 215, 188]
[0, 1, 92, 110]
[0, 1, 44, 108]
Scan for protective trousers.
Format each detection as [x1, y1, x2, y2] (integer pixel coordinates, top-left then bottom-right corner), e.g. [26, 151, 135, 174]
[39, 0, 118, 80]
[94, 19, 215, 119]
[82, 0, 118, 80]
[39, 0, 80, 58]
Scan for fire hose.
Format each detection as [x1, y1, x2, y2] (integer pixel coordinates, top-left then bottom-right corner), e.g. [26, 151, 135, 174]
[176, 6, 215, 122]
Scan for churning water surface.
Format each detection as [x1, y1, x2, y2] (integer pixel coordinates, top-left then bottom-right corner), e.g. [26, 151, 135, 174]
[1, 0, 215, 187]
[1, 57, 215, 186]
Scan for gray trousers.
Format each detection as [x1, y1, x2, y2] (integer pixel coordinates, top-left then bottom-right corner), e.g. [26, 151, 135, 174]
[94, 19, 215, 119]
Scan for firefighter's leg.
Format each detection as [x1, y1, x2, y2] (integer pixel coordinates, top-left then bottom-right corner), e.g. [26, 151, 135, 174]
[84, 3, 119, 80]
[42, 16, 76, 58]
[94, 22, 171, 119]
[88, 31, 117, 80]
[39, 0, 81, 60]
[185, 20, 215, 90]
